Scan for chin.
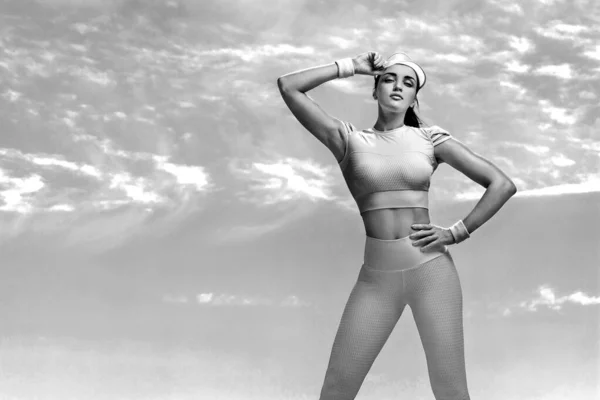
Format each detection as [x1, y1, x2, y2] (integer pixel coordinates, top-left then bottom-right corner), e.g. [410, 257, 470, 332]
[382, 102, 407, 111]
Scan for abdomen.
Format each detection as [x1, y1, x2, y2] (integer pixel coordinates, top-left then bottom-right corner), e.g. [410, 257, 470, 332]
[362, 208, 430, 239]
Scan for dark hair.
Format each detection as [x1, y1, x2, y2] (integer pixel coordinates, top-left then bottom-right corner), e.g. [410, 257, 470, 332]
[373, 75, 424, 128]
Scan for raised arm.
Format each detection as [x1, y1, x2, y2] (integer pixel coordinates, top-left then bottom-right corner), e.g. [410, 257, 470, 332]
[277, 52, 384, 162]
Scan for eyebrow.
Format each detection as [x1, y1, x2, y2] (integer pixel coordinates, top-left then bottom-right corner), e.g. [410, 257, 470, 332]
[383, 73, 415, 81]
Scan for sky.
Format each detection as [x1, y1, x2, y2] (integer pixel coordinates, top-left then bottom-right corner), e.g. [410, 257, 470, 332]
[0, 0, 599, 399]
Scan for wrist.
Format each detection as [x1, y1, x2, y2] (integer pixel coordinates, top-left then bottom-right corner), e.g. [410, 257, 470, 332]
[445, 228, 456, 244]
[449, 220, 470, 244]
[335, 58, 355, 79]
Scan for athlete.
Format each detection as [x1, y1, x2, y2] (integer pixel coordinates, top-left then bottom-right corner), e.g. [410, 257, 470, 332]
[277, 51, 517, 399]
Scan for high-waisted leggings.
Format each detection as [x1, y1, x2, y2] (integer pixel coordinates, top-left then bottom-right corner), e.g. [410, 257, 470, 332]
[319, 235, 470, 400]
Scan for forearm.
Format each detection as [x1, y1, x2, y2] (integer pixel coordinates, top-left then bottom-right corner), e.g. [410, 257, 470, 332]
[277, 62, 340, 94]
[462, 180, 517, 234]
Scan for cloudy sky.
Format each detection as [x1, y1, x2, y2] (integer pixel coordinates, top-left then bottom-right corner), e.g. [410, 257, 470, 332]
[0, 0, 599, 399]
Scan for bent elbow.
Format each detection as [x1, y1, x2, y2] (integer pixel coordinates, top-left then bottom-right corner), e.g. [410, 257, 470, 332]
[277, 76, 289, 94]
[505, 180, 517, 196]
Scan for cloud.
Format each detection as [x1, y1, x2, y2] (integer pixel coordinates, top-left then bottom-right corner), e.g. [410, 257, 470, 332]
[534, 21, 592, 42]
[534, 64, 573, 79]
[516, 175, 600, 197]
[35, 0, 118, 7]
[200, 44, 315, 62]
[508, 36, 534, 53]
[2, 89, 22, 102]
[494, 284, 600, 317]
[505, 60, 530, 73]
[579, 91, 596, 100]
[48, 204, 75, 212]
[519, 285, 600, 312]
[327, 79, 365, 94]
[583, 44, 600, 61]
[328, 36, 354, 50]
[0, 171, 44, 214]
[0, 141, 213, 215]
[457, 174, 600, 200]
[173, 292, 313, 307]
[231, 157, 340, 206]
[538, 100, 577, 124]
[0, 148, 102, 179]
[108, 173, 162, 204]
[550, 154, 575, 167]
[490, 0, 524, 15]
[154, 159, 210, 191]
[1, 0, 599, 244]
[434, 53, 470, 63]
[70, 22, 100, 35]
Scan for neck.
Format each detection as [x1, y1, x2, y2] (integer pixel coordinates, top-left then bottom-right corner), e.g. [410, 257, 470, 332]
[373, 107, 407, 131]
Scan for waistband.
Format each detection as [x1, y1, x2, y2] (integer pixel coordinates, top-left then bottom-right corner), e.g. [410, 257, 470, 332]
[356, 190, 429, 214]
[364, 234, 447, 272]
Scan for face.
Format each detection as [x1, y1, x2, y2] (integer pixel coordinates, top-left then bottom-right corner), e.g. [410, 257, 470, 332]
[374, 64, 418, 111]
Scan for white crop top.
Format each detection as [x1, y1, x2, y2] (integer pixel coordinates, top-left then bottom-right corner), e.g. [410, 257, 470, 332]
[336, 121, 453, 214]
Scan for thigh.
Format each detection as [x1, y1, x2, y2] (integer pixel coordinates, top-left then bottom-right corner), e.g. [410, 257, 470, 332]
[406, 254, 470, 399]
[321, 268, 406, 397]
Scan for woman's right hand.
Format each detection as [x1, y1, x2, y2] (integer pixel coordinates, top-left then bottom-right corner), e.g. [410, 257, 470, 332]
[352, 52, 386, 76]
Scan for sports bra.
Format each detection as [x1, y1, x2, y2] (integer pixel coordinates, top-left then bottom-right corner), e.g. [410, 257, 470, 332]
[335, 121, 454, 214]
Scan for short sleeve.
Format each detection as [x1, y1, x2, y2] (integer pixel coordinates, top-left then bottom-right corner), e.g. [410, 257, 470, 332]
[425, 125, 453, 146]
[335, 119, 356, 166]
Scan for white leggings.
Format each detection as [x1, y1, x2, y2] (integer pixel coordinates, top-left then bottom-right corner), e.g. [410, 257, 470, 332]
[319, 235, 470, 400]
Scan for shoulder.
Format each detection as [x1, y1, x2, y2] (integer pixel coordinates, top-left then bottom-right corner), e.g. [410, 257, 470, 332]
[335, 119, 357, 135]
[420, 125, 453, 147]
[335, 119, 373, 140]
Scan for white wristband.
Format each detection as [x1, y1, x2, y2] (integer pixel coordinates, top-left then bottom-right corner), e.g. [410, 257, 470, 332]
[335, 58, 355, 79]
[449, 220, 470, 244]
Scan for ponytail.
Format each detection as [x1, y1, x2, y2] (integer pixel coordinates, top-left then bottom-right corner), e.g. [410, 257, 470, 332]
[404, 103, 423, 127]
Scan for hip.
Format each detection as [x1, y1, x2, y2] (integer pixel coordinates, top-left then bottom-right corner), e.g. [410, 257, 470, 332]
[363, 234, 449, 272]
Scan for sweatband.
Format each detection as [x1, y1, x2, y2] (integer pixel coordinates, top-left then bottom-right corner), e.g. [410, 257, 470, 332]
[335, 58, 355, 79]
[449, 220, 470, 244]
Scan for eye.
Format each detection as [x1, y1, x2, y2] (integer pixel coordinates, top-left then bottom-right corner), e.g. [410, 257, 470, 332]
[384, 78, 394, 83]
[404, 81, 414, 87]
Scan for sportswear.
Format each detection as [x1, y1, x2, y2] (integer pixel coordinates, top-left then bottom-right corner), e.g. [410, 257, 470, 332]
[319, 235, 470, 399]
[335, 58, 355, 78]
[382, 53, 427, 89]
[336, 121, 453, 214]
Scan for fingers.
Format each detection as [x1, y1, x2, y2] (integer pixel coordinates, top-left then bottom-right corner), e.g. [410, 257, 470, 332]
[367, 52, 384, 66]
[373, 52, 385, 70]
[411, 224, 432, 230]
[411, 235, 437, 250]
[409, 230, 432, 240]
[413, 234, 444, 252]
[420, 241, 442, 253]
[409, 225, 440, 249]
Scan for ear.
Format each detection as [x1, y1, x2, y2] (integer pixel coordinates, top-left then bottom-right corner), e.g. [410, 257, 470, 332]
[372, 88, 378, 100]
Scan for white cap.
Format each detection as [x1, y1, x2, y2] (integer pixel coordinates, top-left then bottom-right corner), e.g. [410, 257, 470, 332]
[382, 52, 426, 90]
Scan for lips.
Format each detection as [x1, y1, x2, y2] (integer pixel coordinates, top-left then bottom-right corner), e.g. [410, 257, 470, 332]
[390, 94, 403, 100]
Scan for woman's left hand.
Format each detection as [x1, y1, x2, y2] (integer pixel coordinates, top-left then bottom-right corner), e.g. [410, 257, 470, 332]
[409, 224, 455, 252]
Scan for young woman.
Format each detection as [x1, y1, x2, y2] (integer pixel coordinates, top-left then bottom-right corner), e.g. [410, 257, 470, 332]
[277, 51, 516, 400]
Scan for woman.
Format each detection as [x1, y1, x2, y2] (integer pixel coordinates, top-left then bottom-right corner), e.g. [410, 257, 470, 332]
[277, 51, 516, 400]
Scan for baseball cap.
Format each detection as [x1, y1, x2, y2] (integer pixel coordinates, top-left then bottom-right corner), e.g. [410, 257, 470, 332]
[381, 52, 426, 90]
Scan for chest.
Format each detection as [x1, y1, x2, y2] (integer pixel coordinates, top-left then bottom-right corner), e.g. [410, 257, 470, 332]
[341, 130, 438, 189]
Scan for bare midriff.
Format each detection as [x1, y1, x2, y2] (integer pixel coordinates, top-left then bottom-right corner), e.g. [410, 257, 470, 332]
[361, 208, 430, 240]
